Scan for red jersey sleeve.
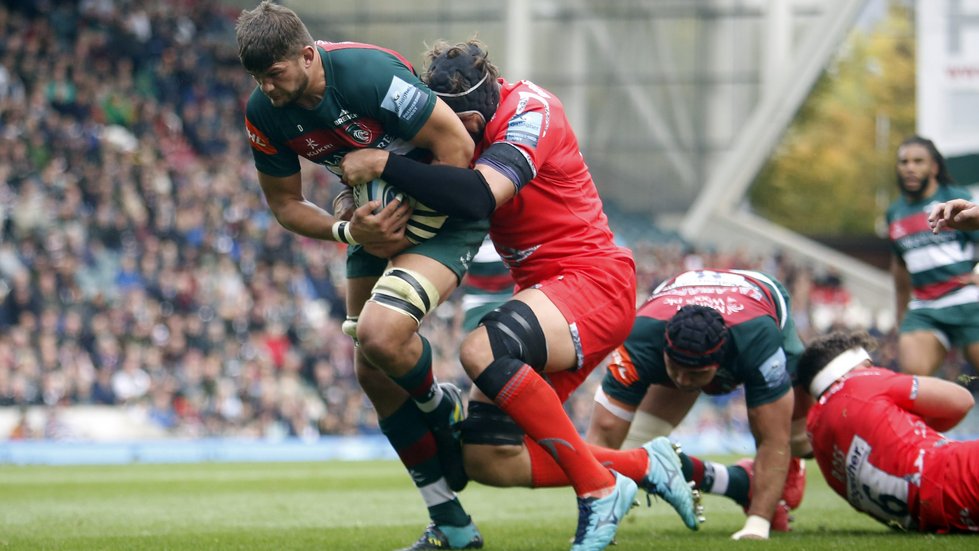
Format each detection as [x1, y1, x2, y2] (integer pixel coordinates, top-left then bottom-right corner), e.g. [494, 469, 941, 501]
[485, 82, 556, 173]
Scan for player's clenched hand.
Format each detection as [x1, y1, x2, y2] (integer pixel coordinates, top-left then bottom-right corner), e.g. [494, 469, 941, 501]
[349, 198, 413, 258]
[339, 149, 388, 186]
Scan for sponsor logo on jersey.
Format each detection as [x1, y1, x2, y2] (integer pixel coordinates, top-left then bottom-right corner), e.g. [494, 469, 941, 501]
[497, 243, 540, 267]
[303, 137, 334, 159]
[660, 293, 747, 318]
[757, 348, 791, 389]
[285, 122, 385, 169]
[382, 75, 427, 122]
[245, 117, 277, 155]
[608, 348, 639, 386]
[343, 121, 373, 144]
[506, 111, 543, 148]
[845, 435, 911, 524]
[333, 109, 358, 126]
[646, 270, 777, 324]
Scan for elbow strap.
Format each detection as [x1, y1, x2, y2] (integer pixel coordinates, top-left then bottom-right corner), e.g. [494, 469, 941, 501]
[381, 153, 495, 220]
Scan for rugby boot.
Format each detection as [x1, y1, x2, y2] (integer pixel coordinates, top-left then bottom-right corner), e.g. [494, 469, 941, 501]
[639, 437, 703, 530]
[571, 471, 638, 551]
[399, 518, 483, 550]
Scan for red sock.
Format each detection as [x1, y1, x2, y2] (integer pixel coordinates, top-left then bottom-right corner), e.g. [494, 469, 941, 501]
[496, 365, 614, 496]
[527, 436, 647, 488]
[588, 444, 647, 482]
[688, 454, 706, 487]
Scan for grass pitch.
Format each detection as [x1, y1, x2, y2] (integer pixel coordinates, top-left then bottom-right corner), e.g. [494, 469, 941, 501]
[0, 458, 974, 550]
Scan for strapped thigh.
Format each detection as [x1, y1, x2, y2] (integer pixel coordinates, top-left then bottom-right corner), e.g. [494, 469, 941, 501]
[459, 400, 525, 446]
[368, 267, 441, 324]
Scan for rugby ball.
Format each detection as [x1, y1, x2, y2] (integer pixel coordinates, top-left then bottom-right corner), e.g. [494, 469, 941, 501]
[352, 179, 447, 245]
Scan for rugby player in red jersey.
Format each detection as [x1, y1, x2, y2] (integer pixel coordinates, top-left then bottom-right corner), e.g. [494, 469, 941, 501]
[340, 39, 698, 550]
[799, 330, 979, 533]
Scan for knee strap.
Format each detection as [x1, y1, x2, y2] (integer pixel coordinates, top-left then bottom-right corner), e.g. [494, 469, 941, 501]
[459, 401, 524, 445]
[481, 301, 548, 370]
[368, 268, 440, 324]
[473, 356, 525, 402]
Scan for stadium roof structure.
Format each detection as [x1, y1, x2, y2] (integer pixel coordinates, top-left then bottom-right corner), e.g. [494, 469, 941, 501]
[276, 0, 890, 313]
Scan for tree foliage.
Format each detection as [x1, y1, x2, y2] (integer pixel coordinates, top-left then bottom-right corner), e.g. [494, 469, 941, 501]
[750, 1, 915, 236]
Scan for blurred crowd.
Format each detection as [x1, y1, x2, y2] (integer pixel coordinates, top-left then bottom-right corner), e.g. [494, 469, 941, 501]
[0, 0, 364, 439]
[0, 1, 923, 442]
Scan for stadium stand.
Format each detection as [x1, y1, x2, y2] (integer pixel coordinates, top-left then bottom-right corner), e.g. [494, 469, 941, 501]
[0, 1, 972, 447]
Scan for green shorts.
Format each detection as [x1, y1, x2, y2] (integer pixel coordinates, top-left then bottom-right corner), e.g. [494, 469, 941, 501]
[461, 295, 510, 332]
[346, 216, 490, 282]
[900, 302, 979, 348]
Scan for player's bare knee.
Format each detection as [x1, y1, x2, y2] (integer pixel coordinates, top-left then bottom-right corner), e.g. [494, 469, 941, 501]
[354, 357, 387, 392]
[464, 443, 525, 486]
[358, 267, 441, 366]
[460, 333, 493, 378]
[356, 326, 404, 368]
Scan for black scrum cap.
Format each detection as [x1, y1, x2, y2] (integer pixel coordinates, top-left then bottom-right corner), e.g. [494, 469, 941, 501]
[426, 43, 499, 124]
[665, 305, 728, 367]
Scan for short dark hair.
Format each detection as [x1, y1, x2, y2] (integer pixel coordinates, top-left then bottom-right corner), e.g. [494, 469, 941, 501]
[796, 330, 878, 393]
[236, 1, 314, 73]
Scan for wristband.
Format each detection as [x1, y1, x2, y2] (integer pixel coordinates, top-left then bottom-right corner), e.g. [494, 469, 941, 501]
[331, 221, 357, 245]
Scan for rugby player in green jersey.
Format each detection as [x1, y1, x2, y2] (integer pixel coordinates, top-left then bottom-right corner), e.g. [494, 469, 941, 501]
[235, 3, 488, 549]
[887, 136, 979, 378]
[587, 270, 811, 540]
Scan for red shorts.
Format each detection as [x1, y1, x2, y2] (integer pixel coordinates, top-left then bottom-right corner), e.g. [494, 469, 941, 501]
[917, 440, 979, 533]
[533, 257, 637, 402]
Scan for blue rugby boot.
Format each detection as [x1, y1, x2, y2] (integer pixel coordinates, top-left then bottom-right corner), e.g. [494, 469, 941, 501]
[399, 519, 484, 550]
[571, 471, 638, 551]
[640, 437, 704, 530]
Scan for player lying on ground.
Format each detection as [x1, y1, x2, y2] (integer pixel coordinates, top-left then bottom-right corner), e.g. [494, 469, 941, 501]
[797, 329, 979, 533]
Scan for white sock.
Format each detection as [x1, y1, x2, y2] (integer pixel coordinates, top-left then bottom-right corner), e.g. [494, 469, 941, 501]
[704, 461, 730, 495]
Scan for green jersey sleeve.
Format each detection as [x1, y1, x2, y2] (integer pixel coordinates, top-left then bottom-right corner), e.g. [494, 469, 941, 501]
[600, 316, 671, 407]
[245, 89, 302, 177]
[324, 46, 437, 141]
[730, 317, 793, 408]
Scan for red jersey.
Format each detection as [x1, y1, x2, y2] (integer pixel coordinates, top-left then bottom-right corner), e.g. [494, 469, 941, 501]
[476, 79, 632, 288]
[807, 367, 945, 530]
